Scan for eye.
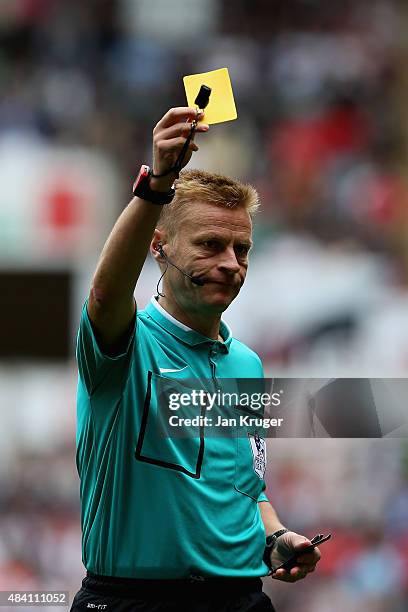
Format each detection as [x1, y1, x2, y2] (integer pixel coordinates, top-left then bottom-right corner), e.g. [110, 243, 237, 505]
[235, 245, 250, 257]
[202, 240, 220, 249]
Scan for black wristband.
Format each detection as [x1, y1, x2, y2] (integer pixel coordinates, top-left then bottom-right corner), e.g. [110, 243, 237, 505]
[263, 528, 290, 573]
[132, 165, 175, 205]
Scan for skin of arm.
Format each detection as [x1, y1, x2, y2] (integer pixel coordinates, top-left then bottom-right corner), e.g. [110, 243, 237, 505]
[87, 107, 208, 351]
[88, 198, 163, 350]
[258, 500, 286, 535]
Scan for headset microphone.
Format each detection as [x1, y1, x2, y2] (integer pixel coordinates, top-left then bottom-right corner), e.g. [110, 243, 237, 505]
[156, 244, 205, 286]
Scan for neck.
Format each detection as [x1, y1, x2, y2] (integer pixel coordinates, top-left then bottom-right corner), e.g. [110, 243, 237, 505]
[157, 296, 222, 341]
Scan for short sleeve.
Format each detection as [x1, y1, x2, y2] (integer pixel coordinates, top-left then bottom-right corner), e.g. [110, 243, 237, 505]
[76, 300, 136, 396]
[255, 353, 265, 379]
[258, 489, 269, 503]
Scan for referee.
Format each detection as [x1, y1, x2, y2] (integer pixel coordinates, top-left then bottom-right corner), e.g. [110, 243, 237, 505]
[71, 107, 321, 612]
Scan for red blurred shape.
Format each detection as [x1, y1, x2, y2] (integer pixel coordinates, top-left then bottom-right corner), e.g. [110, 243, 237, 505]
[270, 105, 370, 169]
[44, 183, 82, 229]
[19, 0, 53, 21]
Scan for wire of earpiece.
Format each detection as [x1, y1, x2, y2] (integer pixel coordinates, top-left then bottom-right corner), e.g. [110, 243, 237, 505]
[155, 261, 168, 298]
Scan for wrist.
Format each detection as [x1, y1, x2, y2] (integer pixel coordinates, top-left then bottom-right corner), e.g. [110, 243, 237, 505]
[266, 528, 290, 544]
[263, 528, 290, 573]
[149, 175, 176, 193]
[267, 526, 287, 537]
[132, 165, 175, 205]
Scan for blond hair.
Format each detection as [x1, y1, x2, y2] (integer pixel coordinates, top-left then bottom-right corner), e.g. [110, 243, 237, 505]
[157, 168, 260, 240]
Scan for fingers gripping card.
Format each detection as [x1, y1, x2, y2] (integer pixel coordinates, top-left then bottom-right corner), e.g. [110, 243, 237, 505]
[183, 67, 237, 125]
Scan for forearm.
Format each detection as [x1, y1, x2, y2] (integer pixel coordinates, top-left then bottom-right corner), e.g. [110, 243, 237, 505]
[91, 196, 162, 304]
[87, 195, 164, 351]
[258, 501, 286, 535]
[91, 106, 202, 308]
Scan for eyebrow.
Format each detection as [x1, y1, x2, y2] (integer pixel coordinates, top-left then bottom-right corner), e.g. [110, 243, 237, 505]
[193, 233, 253, 248]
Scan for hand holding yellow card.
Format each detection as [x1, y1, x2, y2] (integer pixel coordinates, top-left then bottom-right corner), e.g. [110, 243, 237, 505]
[183, 67, 237, 125]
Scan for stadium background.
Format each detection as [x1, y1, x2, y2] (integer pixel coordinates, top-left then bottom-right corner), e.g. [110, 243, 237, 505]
[1, 0, 408, 610]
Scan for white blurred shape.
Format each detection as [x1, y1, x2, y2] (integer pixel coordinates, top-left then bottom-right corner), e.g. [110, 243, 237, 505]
[120, 0, 218, 43]
[0, 365, 76, 454]
[0, 137, 119, 267]
[225, 234, 390, 349]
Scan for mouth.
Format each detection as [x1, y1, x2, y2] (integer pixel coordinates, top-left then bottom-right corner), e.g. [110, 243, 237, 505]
[206, 280, 240, 288]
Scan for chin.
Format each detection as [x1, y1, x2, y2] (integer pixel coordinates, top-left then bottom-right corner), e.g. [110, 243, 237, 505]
[203, 289, 238, 311]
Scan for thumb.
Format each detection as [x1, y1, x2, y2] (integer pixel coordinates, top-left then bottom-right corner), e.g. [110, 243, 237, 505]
[294, 537, 312, 551]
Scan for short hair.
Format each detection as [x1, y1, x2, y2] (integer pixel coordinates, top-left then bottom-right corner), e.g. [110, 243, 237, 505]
[157, 168, 260, 240]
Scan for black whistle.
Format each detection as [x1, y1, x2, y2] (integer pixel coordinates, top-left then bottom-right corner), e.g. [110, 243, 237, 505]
[194, 85, 212, 110]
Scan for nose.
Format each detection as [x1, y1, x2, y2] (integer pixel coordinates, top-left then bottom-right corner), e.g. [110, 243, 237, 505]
[217, 247, 241, 276]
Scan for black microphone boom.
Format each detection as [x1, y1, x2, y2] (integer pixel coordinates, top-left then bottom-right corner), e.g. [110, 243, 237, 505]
[157, 245, 205, 286]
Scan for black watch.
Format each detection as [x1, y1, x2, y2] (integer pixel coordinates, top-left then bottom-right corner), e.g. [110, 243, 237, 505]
[132, 164, 175, 205]
[263, 528, 290, 573]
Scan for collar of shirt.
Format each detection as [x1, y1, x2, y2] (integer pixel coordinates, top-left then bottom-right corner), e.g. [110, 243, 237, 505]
[145, 297, 232, 353]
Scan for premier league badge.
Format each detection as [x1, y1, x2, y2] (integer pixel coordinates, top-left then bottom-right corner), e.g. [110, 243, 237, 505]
[248, 431, 266, 479]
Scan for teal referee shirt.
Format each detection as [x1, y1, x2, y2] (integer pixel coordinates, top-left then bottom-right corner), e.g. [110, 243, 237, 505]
[76, 296, 269, 578]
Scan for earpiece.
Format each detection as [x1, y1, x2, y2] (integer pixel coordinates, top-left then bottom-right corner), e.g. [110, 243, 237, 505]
[153, 243, 205, 287]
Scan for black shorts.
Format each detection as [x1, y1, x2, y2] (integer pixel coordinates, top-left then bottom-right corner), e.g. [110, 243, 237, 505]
[70, 572, 276, 612]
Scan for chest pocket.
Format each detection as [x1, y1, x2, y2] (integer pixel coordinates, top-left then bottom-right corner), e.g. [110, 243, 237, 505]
[135, 371, 205, 479]
[234, 405, 267, 501]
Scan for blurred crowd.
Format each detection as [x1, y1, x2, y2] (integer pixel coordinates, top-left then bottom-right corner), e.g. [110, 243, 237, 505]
[1, 0, 408, 610]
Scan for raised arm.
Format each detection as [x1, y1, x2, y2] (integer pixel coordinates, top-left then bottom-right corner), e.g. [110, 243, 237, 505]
[87, 107, 208, 352]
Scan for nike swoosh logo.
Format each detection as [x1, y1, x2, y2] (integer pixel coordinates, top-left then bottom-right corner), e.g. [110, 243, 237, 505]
[159, 366, 188, 373]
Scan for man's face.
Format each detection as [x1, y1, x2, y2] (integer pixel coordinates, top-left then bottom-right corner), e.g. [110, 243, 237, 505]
[161, 201, 253, 315]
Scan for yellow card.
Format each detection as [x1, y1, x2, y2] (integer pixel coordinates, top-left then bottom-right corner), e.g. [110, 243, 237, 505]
[183, 67, 237, 125]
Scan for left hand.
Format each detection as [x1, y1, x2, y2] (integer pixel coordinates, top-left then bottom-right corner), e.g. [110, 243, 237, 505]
[270, 531, 321, 582]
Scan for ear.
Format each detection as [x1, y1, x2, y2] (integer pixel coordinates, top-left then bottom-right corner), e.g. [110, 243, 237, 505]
[150, 228, 165, 262]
